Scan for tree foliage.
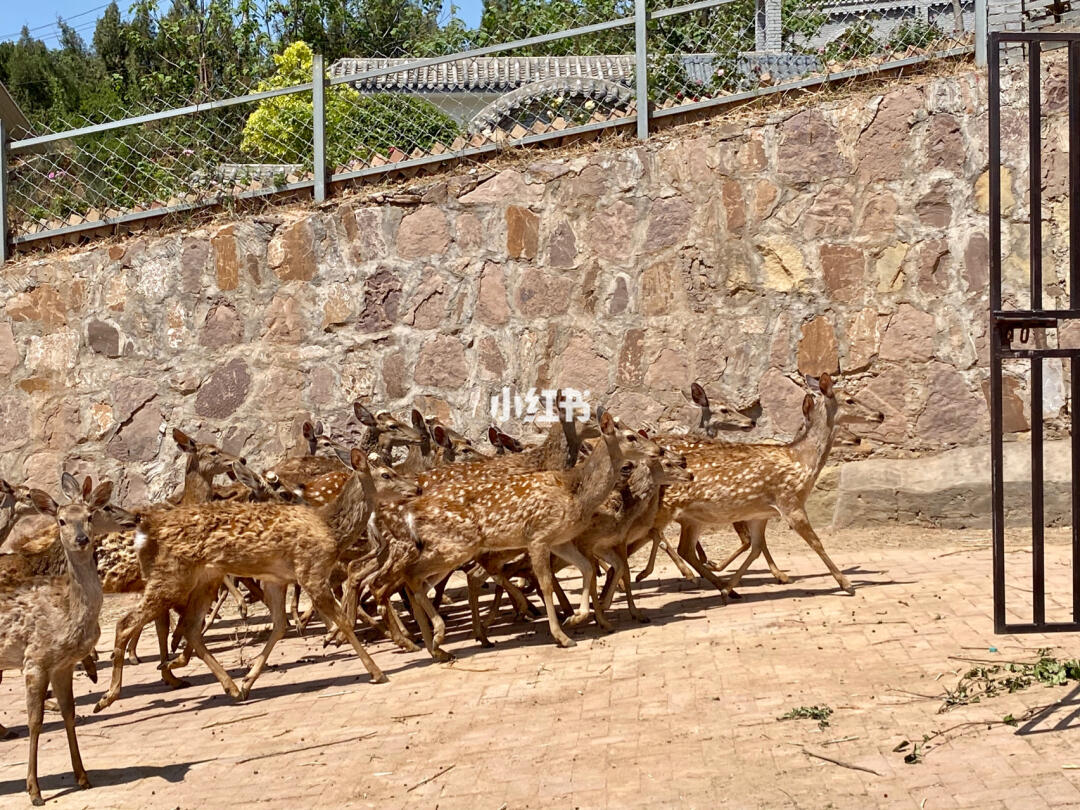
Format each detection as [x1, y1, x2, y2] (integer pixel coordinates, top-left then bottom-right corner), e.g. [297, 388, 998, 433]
[240, 40, 460, 168]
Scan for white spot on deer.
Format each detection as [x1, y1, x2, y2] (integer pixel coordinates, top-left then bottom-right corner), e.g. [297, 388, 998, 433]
[133, 529, 149, 552]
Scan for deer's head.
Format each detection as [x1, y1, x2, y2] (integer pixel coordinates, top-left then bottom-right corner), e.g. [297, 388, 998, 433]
[354, 402, 425, 452]
[29, 473, 114, 554]
[690, 382, 756, 435]
[808, 373, 885, 426]
[174, 428, 248, 477]
[368, 453, 422, 499]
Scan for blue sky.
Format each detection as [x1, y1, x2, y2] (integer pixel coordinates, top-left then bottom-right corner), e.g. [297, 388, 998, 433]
[2, 0, 486, 45]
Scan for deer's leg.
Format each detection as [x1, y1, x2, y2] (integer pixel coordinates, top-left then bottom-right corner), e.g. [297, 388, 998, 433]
[408, 580, 453, 662]
[202, 587, 230, 635]
[675, 523, 729, 593]
[178, 584, 243, 700]
[707, 537, 751, 573]
[431, 572, 452, 611]
[760, 536, 790, 584]
[613, 543, 649, 623]
[25, 666, 47, 806]
[721, 519, 767, 596]
[51, 668, 89, 790]
[783, 507, 853, 593]
[223, 576, 247, 620]
[529, 544, 576, 648]
[156, 612, 190, 689]
[634, 533, 663, 582]
[95, 596, 165, 713]
[125, 623, 143, 665]
[306, 584, 388, 683]
[382, 597, 421, 652]
[466, 566, 494, 648]
[553, 543, 603, 630]
[238, 583, 288, 700]
[648, 527, 697, 581]
[290, 584, 303, 636]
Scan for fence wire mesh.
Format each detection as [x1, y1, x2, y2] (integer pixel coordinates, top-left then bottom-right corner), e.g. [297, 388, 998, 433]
[4, 0, 984, 248]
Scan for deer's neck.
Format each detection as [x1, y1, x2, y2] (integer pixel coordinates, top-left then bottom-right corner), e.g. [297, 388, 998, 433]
[567, 439, 622, 519]
[178, 457, 215, 505]
[528, 421, 573, 471]
[787, 398, 837, 485]
[63, 548, 104, 626]
[323, 470, 376, 547]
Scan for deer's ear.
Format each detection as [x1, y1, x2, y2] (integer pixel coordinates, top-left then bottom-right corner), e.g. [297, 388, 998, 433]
[89, 481, 114, 510]
[350, 448, 368, 473]
[411, 409, 427, 433]
[432, 425, 452, 449]
[818, 372, 834, 397]
[302, 421, 316, 441]
[637, 428, 650, 439]
[802, 394, 815, 419]
[487, 426, 500, 447]
[230, 462, 261, 493]
[81, 476, 94, 502]
[354, 401, 377, 427]
[599, 410, 615, 435]
[173, 428, 197, 453]
[0, 479, 12, 499]
[60, 472, 81, 502]
[690, 382, 709, 408]
[804, 374, 821, 394]
[30, 489, 58, 517]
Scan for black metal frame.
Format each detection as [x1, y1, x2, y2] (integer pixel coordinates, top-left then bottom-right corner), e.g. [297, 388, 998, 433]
[990, 31, 1080, 633]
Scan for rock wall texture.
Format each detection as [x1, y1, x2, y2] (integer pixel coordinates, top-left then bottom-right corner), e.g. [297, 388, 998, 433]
[0, 57, 1069, 519]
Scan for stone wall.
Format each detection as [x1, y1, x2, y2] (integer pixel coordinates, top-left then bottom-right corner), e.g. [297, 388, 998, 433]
[0, 57, 1070, 520]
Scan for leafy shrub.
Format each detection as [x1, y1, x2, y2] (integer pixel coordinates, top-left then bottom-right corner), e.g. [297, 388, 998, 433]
[241, 41, 460, 169]
[824, 19, 880, 62]
[887, 19, 946, 51]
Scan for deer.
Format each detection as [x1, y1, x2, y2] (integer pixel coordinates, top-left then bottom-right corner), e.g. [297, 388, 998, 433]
[367, 409, 660, 662]
[93, 428, 249, 687]
[570, 450, 694, 629]
[93, 446, 390, 713]
[633, 384, 757, 582]
[0, 474, 111, 806]
[653, 373, 884, 597]
[0, 479, 35, 549]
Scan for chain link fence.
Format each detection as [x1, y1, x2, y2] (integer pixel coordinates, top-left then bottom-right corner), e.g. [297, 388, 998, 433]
[3, 0, 989, 256]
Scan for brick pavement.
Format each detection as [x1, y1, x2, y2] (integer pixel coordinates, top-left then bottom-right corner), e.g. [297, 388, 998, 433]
[2, 527, 1080, 809]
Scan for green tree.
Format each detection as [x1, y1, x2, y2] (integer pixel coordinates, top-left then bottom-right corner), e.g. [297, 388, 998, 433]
[240, 40, 460, 168]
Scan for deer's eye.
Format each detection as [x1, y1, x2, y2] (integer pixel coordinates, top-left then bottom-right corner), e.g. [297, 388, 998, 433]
[382, 473, 391, 479]
[58, 519, 66, 527]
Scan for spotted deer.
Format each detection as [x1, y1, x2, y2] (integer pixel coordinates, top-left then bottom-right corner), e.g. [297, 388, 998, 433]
[570, 451, 694, 628]
[633, 384, 757, 582]
[94, 447, 389, 713]
[654, 373, 884, 596]
[94, 428, 248, 687]
[368, 410, 659, 661]
[0, 474, 111, 806]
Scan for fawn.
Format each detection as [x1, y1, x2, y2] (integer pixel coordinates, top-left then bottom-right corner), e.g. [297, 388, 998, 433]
[1, 474, 111, 806]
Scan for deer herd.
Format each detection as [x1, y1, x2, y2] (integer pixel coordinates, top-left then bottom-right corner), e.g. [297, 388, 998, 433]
[0, 371, 883, 805]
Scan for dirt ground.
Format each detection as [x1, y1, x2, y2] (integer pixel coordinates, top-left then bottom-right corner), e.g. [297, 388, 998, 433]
[2, 525, 1080, 809]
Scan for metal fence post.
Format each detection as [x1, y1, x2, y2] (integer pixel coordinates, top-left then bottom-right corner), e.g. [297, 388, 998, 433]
[312, 52, 327, 203]
[634, 0, 649, 141]
[975, 0, 988, 67]
[0, 120, 8, 264]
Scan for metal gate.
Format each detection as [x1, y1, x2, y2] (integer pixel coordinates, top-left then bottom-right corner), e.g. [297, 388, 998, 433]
[990, 31, 1080, 633]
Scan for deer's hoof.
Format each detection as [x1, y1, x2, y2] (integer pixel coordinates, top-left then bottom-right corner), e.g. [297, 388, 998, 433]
[564, 612, 590, 629]
[30, 793, 44, 807]
[478, 638, 495, 648]
[556, 636, 577, 649]
[431, 649, 455, 664]
[774, 573, 791, 584]
[370, 672, 389, 684]
[77, 773, 91, 789]
[92, 696, 112, 714]
[634, 613, 651, 624]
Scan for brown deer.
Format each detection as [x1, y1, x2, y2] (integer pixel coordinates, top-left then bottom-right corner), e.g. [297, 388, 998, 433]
[94, 428, 248, 686]
[571, 451, 694, 628]
[0, 479, 34, 548]
[93, 447, 389, 713]
[633, 384, 756, 582]
[368, 409, 658, 661]
[655, 373, 883, 597]
[0, 474, 111, 806]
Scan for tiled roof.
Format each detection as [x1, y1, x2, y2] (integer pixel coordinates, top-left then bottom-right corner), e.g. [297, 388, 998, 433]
[330, 55, 637, 92]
